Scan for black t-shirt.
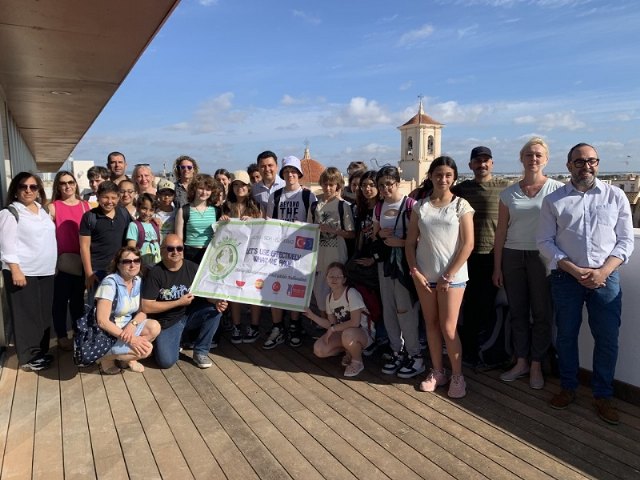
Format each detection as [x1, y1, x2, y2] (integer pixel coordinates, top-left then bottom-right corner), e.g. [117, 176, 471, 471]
[78, 206, 130, 272]
[142, 259, 208, 329]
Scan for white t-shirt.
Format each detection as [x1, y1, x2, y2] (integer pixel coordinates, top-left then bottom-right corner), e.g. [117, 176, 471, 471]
[308, 197, 355, 271]
[415, 197, 474, 284]
[378, 198, 406, 238]
[267, 187, 317, 222]
[154, 209, 176, 243]
[326, 287, 373, 346]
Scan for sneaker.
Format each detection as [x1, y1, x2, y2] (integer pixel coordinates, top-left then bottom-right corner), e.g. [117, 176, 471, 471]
[20, 357, 51, 372]
[230, 325, 243, 344]
[288, 322, 303, 348]
[499, 364, 530, 382]
[344, 360, 365, 377]
[419, 368, 449, 392]
[243, 325, 260, 343]
[363, 337, 389, 357]
[448, 374, 467, 398]
[193, 353, 213, 369]
[549, 389, 576, 410]
[397, 355, 426, 379]
[263, 325, 285, 350]
[593, 398, 619, 425]
[382, 352, 404, 375]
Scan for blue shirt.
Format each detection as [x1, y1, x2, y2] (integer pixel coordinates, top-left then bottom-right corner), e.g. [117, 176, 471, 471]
[95, 273, 141, 328]
[252, 177, 285, 216]
[536, 179, 634, 270]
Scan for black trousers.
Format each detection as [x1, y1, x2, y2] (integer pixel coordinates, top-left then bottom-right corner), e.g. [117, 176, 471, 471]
[52, 270, 85, 338]
[3, 270, 54, 364]
[458, 252, 498, 362]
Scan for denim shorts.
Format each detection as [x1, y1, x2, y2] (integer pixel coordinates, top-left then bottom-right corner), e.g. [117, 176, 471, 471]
[427, 281, 466, 288]
[109, 319, 147, 355]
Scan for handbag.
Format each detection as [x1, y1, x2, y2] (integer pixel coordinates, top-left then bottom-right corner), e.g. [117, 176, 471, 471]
[57, 252, 83, 276]
[73, 304, 117, 366]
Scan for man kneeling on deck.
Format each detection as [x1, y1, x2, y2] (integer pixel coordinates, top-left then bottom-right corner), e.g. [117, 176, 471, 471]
[141, 234, 228, 369]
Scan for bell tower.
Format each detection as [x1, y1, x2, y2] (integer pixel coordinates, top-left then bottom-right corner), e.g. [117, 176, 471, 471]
[397, 97, 443, 183]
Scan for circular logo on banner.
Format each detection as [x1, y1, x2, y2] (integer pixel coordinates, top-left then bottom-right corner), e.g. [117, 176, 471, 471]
[208, 240, 239, 281]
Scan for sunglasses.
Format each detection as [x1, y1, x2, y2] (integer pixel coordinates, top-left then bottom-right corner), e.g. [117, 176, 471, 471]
[59, 180, 76, 187]
[119, 258, 142, 265]
[165, 245, 184, 253]
[18, 184, 39, 192]
[179, 165, 194, 170]
[134, 163, 150, 167]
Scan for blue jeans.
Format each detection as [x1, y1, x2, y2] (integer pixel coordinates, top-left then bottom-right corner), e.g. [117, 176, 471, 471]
[550, 269, 621, 398]
[154, 304, 221, 369]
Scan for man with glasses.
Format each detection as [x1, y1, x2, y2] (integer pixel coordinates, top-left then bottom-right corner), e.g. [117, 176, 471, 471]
[107, 151, 129, 184]
[451, 146, 510, 367]
[141, 234, 228, 369]
[537, 143, 633, 425]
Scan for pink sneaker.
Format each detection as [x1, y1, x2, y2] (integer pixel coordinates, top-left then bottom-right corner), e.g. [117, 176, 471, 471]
[419, 368, 448, 392]
[448, 374, 467, 398]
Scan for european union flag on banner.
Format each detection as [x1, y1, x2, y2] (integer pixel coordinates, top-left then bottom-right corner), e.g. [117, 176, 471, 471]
[295, 236, 314, 251]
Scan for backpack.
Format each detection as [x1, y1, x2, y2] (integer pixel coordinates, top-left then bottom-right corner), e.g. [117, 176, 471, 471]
[5, 203, 49, 222]
[133, 219, 160, 250]
[271, 188, 312, 220]
[345, 287, 377, 344]
[373, 196, 415, 239]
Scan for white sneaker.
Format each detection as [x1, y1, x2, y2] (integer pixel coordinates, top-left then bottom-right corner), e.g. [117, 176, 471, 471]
[397, 355, 425, 379]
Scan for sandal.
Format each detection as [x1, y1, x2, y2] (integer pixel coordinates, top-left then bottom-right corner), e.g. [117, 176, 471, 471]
[341, 354, 352, 367]
[125, 361, 145, 373]
[344, 360, 364, 377]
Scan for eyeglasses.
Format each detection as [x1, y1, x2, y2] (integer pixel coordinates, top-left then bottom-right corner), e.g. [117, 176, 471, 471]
[571, 157, 599, 168]
[165, 245, 184, 253]
[134, 163, 150, 167]
[179, 165, 194, 170]
[18, 184, 39, 192]
[378, 182, 397, 190]
[119, 258, 142, 265]
[361, 182, 377, 189]
[119, 189, 135, 195]
[59, 180, 76, 187]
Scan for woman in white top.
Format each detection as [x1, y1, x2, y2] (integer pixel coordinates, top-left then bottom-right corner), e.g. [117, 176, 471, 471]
[0, 173, 57, 371]
[406, 156, 475, 398]
[492, 137, 564, 389]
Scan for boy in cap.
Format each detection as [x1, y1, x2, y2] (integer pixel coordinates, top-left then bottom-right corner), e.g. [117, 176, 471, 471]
[154, 178, 177, 243]
[264, 155, 318, 349]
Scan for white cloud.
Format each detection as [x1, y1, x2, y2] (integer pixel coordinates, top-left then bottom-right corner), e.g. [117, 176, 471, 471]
[430, 100, 494, 124]
[399, 81, 413, 91]
[514, 115, 536, 124]
[538, 111, 586, 131]
[457, 24, 478, 38]
[322, 97, 392, 128]
[276, 123, 301, 131]
[397, 24, 434, 47]
[198, 0, 219, 6]
[281, 94, 306, 106]
[292, 10, 321, 25]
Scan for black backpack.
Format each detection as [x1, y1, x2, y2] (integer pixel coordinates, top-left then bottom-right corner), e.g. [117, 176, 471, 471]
[271, 188, 312, 220]
[477, 288, 513, 368]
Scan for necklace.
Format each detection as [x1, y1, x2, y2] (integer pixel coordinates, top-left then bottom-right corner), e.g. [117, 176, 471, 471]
[519, 180, 545, 198]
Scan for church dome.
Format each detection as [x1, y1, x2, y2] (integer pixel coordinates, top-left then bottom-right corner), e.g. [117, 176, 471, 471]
[299, 147, 325, 185]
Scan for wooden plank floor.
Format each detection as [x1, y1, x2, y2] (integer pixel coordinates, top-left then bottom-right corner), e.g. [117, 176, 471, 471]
[1, 333, 639, 479]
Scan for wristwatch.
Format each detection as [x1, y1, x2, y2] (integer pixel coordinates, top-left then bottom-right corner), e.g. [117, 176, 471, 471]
[131, 319, 139, 327]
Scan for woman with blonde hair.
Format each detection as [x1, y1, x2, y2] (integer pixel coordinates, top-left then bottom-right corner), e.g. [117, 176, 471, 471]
[492, 137, 563, 389]
[132, 164, 156, 196]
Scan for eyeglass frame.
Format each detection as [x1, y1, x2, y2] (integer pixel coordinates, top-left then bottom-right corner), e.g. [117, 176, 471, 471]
[164, 245, 184, 253]
[570, 157, 599, 168]
[18, 184, 39, 192]
[119, 258, 142, 265]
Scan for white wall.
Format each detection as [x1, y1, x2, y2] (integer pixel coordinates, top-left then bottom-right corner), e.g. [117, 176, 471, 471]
[578, 229, 640, 387]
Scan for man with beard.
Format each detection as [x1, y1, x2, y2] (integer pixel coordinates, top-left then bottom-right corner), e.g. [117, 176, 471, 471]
[537, 143, 633, 425]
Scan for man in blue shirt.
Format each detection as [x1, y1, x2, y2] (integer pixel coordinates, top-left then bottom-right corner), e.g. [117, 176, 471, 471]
[537, 143, 634, 425]
[252, 150, 285, 216]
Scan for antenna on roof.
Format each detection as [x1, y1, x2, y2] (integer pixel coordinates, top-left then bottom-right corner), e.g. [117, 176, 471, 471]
[417, 94, 424, 123]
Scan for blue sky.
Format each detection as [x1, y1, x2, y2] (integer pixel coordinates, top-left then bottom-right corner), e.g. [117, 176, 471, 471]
[72, 0, 640, 175]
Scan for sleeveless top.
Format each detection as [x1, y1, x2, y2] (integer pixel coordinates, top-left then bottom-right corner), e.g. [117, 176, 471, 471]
[53, 199, 90, 255]
[185, 205, 217, 248]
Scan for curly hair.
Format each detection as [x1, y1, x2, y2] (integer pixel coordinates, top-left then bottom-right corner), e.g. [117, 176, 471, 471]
[187, 174, 222, 206]
[173, 155, 200, 181]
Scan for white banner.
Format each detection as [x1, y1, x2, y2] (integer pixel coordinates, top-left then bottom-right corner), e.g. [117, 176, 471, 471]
[190, 219, 319, 311]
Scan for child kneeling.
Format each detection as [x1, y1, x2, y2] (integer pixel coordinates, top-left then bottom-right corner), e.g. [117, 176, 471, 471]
[304, 262, 373, 377]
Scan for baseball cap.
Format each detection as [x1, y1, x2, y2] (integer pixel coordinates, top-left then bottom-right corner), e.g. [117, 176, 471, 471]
[231, 170, 251, 186]
[470, 146, 493, 160]
[279, 155, 304, 179]
[156, 178, 175, 192]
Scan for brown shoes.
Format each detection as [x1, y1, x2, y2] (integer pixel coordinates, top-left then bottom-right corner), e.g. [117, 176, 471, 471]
[549, 389, 576, 410]
[57, 336, 74, 351]
[593, 398, 619, 425]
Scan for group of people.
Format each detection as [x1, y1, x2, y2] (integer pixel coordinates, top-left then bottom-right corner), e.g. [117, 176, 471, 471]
[0, 139, 632, 425]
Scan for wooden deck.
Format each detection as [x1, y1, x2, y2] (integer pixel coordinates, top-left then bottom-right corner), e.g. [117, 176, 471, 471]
[1, 335, 639, 480]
